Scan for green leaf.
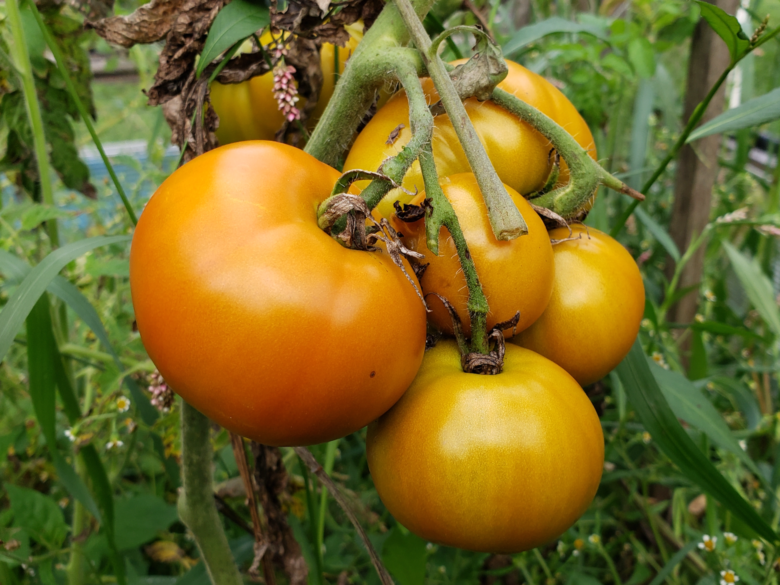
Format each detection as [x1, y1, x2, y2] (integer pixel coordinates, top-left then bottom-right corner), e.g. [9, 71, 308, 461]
[695, 1, 751, 64]
[722, 241, 780, 338]
[628, 79, 655, 191]
[689, 320, 761, 340]
[26, 295, 101, 522]
[5, 483, 68, 550]
[20, 204, 71, 230]
[651, 362, 760, 477]
[114, 495, 179, 551]
[705, 376, 761, 431]
[689, 328, 708, 380]
[687, 88, 780, 142]
[502, 16, 608, 57]
[0, 235, 130, 363]
[197, 0, 269, 78]
[627, 37, 656, 78]
[616, 340, 777, 543]
[648, 541, 698, 585]
[634, 203, 680, 262]
[0, 249, 158, 425]
[381, 526, 428, 585]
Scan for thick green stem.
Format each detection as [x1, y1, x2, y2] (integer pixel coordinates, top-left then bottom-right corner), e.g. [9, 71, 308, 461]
[6, 0, 59, 247]
[30, 4, 138, 226]
[304, 0, 436, 165]
[418, 142, 490, 354]
[490, 87, 643, 217]
[393, 0, 528, 240]
[178, 401, 243, 585]
[609, 66, 733, 237]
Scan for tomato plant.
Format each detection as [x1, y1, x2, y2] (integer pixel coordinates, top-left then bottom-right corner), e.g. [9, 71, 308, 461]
[513, 224, 645, 387]
[367, 340, 604, 553]
[344, 59, 597, 218]
[210, 26, 362, 144]
[395, 172, 554, 337]
[130, 141, 426, 446]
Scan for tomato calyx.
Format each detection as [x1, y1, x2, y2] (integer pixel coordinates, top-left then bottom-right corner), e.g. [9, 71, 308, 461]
[319, 193, 428, 306]
[426, 292, 520, 375]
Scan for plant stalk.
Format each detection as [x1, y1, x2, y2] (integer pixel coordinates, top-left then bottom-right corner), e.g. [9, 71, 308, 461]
[29, 4, 138, 226]
[5, 0, 59, 247]
[178, 401, 243, 585]
[392, 0, 528, 240]
[66, 457, 88, 585]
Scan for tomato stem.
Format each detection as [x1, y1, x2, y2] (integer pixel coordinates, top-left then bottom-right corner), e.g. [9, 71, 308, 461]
[392, 0, 529, 241]
[490, 88, 645, 219]
[179, 401, 244, 585]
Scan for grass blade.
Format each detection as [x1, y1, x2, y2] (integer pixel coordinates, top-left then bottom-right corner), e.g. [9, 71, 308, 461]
[29, 3, 138, 225]
[0, 234, 130, 363]
[616, 339, 778, 543]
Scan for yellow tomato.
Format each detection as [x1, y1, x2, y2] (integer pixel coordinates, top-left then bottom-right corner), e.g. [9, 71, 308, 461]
[395, 173, 554, 337]
[367, 340, 604, 553]
[210, 25, 362, 144]
[512, 224, 645, 386]
[344, 59, 596, 218]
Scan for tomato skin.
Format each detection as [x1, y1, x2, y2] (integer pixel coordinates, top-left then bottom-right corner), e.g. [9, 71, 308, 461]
[210, 30, 361, 144]
[395, 173, 553, 337]
[344, 60, 596, 219]
[512, 224, 645, 386]
[367, 340, 604, 553]
[130, 141, 426, 446]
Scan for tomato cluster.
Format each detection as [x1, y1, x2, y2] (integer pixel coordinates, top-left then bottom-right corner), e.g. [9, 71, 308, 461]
[130, 57, 644, 555]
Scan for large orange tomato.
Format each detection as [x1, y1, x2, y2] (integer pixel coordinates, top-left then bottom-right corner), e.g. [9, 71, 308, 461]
[344, 59, 596, 218]
[396, 173, 553, 337]
[367, 340, 604, 553]
[512, 224, 645, 386]
[130, 141, 426, 446]
[211, 25, 362, 144]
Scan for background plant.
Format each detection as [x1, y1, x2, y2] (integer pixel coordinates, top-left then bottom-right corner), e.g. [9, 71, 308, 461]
[2, 0, 780, 584]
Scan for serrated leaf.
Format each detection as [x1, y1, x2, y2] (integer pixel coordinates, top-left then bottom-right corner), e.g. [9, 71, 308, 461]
[6, 483, 68, 550]
[695, 1, 751, 64]
[20, 204, 71, 230]
[0, 235, 131, 363]
[628, 37, 656, 78]
[687, 87, 780, 142]
[503, 16, 609, 57]
[197, 0, 269, 78]
[616, 340, 777, 543]
[382, 526, 427, 585]
[115, 495, 179, 551]
[722, 240, 780, 338]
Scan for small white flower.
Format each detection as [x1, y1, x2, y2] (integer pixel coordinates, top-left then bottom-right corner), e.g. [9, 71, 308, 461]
[704, 290, 717, 302]
[720, 569, 739, 585]
[557, 541, 565, 554]
[116, 396, 131, 413]
[695, 314, 705, 323]
[757, 551, 766, 565]
[651, 352, 669, 369]
[572, 550, 580, 557]
[641, 319, 652, 329]
[752, 539, 763, 550]
[698, 534, 717, 552]
[642, 432, 652, 444]
[738, 440, 747, 451]
[724, 532, 737, 545]
[64, 428, 77, 442]
[589, 534, 600, 544]
[105, 439, 124, 450]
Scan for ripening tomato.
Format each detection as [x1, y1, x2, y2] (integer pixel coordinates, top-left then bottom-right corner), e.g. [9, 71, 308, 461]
[210, 25, 362, 144]
[512, 224, 645, 386]
[395, 173, 553, 337]
[130, 141, 426, 446]
[367, 340, 604, 553]
[344, 59, 597, 219]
